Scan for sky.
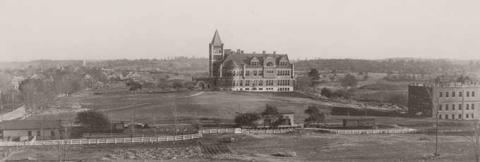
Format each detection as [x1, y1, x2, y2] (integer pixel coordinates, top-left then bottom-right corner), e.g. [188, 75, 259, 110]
[1, 0, 480, 61]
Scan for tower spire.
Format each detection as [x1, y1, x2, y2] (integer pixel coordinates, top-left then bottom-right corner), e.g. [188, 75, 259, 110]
[211, 30, 223, 46]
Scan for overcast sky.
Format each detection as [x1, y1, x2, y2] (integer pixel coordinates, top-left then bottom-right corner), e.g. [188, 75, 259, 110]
[1, 0, 480, 61]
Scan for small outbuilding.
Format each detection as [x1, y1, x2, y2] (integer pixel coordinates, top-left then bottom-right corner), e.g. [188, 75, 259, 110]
[0, 120, 64, 141]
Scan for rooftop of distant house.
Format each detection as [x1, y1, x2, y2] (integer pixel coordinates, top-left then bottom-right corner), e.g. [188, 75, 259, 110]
[0, 120, 63, 130]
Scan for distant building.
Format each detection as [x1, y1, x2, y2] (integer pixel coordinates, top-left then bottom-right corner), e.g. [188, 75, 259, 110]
[0, 120, 64, 141]
[408, 82, 480, 120]
[256, 112, 297, 128]
[207, 30, 296, 92]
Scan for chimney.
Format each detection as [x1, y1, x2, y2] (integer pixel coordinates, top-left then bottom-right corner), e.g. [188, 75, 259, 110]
[273, 51, 276, 54]
[236, 49, 241, 54]
[241, 50, 244, 54]
[262, 51, 266, 54]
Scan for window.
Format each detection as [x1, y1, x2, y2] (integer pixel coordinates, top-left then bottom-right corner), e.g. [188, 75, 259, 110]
[446, 104, 449, 110]
[459, 92, 463, 97]
[438, 104, 442, 111]
[253, 71, 257, 76]
[28, 131, 32, 136]
[473, 104, 475, 110]
[246, 71, 250, 76]
[459, 104, 462, 110]
[452, 104, 455, 110]
[473, 91, 476, 97]
[459, 114, 462, 119]
[445, 114, 449, 119]
[446, 92, 449, 97]
[452, 114, 455, 119]
[439, 114, 442, 119]
[51, 131, 55, 137]
[37, 131, 41, 136]
[473, 114, 475, 118]
[439, 92, 443, 97]
[467, 91, 470, 97]
[266, 62, 274, 66]
[467, 114, 470, 118]
[452, 91, 456, 97]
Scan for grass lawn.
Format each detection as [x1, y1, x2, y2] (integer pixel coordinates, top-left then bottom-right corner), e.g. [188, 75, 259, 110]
[226, 133, 477, 162]
[7, 133, 478, 161]
[28, 90, 326, 124]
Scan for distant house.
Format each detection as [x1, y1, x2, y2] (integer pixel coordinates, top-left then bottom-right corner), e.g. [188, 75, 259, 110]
[257, 112, 297, 128]
[0, 120, 64, 141]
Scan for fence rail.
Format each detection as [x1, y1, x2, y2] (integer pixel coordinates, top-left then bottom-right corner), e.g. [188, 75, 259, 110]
[307, 128, 417, 134]
[0, 133, 202, 147]
[0, 127, 297, 147]
[201, 128, 296, 134]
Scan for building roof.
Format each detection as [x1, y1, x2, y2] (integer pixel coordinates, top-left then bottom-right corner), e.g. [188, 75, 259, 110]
[210, 30, 223, 46]
[221, 53, 289, 67]
[0, 120, 63, 130]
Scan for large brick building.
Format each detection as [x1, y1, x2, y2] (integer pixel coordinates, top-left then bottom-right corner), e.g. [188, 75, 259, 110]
[408, 82, 480, 120]
[208, 30, 295, 92]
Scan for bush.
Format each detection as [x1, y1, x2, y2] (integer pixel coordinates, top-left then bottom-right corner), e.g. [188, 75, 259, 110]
[320, 88, 333, 98]
[304, 105, 326, 123]
[75, 110, 111, 132]
[340, 74, 358, 88]
[234, 113, 260, 127]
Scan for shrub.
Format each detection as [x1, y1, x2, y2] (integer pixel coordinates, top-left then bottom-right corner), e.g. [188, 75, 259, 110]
[75, 110, 110, 132]
[234, 113, 260, 127]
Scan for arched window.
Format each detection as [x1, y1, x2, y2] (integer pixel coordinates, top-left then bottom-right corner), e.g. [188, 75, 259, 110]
[266, 62, 273, 66]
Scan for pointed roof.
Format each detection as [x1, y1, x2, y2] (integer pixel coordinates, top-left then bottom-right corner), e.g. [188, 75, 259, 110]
[210, 30, 223, 46]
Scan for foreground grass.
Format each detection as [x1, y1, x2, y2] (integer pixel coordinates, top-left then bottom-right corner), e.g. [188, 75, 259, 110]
[7, 133, 478, 161]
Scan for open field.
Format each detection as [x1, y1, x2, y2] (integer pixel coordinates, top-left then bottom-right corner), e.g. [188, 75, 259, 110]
[28, 90, 331, 124]
[26, 90, 473, 130]
[6, 133, 479, 161]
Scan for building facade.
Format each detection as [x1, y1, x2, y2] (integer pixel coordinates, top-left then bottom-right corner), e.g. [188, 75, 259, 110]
[0, 120, 64, 141]
[408, 82, 480, 120]
[208, 30, 295, 92]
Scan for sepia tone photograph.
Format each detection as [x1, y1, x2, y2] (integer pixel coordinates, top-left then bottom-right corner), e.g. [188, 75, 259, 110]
[1, 0, 480, 161]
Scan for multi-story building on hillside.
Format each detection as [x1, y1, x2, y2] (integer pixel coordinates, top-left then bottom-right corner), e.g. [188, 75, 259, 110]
[408, 82, 480, 120]
[208, 30, 295, 92]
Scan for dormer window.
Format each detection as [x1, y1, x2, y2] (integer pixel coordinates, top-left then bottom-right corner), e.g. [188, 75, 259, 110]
[279, 56, 289, 66]
[250, 57, 260, 66]
[266, 62, 274, 66]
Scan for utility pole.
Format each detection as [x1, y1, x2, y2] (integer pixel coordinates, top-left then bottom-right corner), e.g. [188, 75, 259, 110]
[131, 109, 136, 137]
[426, 83, 440, 158]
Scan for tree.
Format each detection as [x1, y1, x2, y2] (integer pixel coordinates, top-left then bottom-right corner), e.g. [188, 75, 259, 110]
[308, 68, 320, 80]
[340, 74, 358, 88]
[234, 112, 260, 127]
[126, 80, 142, 91]
[304, 105, 326, 124]
[320, 88, 332, 98]
[75, 110, 110, 132]
[262, 104, 282, 127]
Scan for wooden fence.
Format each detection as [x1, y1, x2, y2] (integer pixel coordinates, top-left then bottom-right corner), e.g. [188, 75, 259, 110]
[0, 133, 202, 147]
[201, 128, 296, 134]
[307, 128, 417, 135]
[0, 127, 297, 147]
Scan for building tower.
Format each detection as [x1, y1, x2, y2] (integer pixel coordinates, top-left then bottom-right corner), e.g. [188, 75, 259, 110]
[209, 30, 224, 78]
